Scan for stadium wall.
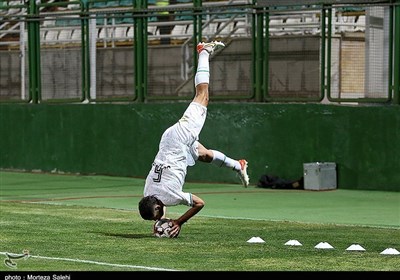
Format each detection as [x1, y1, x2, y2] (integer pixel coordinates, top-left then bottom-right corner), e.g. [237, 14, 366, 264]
[1, 103, 399, 191]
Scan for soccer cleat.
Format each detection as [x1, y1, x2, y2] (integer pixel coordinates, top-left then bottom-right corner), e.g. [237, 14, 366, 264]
[238, 159, 249, 187]
[197, 41, 225, 55]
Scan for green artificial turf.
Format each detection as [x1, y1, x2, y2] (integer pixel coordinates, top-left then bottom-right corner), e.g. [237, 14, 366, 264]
[0, 171, 399, 272]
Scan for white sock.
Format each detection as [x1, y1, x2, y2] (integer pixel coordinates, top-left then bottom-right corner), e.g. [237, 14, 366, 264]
[211, 150, 241, 171]
[195, 51, 210, 87]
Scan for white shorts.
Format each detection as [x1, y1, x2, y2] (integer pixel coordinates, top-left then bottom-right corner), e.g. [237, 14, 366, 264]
[177, 101, 207, 146]
[180, 102, 207, 165]
[143, 102, 207, 206]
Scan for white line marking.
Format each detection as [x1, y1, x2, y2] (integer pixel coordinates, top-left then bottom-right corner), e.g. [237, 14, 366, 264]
[0, 252, 178, 271]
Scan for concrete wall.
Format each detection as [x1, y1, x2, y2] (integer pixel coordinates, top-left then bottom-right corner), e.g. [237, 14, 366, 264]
[0, 37, 331, 101]
[1, 103, 399, 191]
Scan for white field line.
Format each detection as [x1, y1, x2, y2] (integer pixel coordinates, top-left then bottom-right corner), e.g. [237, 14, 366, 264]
[196, 214, 400, 230]
[0, 251, 179, 271]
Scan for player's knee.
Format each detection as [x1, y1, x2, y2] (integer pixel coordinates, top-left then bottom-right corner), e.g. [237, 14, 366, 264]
[198, 148, 213, 163]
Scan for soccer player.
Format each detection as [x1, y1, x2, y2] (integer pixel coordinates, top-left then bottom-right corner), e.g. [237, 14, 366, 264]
[138, 41, 249, 238]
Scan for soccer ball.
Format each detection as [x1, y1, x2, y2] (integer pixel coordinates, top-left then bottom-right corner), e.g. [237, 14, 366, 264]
[153, 218, 173, 238]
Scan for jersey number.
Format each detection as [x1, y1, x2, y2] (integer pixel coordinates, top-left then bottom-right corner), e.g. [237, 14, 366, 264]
[152, 164, 163, 183]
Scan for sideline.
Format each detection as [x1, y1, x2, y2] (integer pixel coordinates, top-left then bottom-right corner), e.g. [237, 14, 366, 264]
[0, 251, 179, 271]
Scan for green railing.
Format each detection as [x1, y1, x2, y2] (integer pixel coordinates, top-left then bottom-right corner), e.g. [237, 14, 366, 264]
[0, 0, 399, 104]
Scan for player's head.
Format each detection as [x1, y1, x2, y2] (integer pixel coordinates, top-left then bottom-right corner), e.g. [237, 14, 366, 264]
[138, 195, 164, 221]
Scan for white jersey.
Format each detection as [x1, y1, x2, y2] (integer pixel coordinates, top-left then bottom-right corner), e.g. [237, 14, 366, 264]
[144, 102, 207, 206]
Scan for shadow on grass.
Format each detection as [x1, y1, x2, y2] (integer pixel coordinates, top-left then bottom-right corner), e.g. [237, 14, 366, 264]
[92, 232, 153, 239]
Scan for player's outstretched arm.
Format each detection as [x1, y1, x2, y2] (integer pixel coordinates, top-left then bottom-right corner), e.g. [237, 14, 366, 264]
[169, 194, 205, 237]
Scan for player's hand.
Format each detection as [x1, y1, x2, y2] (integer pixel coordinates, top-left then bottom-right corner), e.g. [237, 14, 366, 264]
[169, 220, 181, 238]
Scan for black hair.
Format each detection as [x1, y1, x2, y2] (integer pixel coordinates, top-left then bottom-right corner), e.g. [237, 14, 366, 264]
[138, 195, 159, 220]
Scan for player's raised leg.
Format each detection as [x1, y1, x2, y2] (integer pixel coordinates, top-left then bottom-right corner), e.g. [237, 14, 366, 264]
[197, 41, 225, 55]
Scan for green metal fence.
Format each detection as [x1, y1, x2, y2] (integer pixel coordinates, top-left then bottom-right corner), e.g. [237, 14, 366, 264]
[0, 0, 399, 104]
